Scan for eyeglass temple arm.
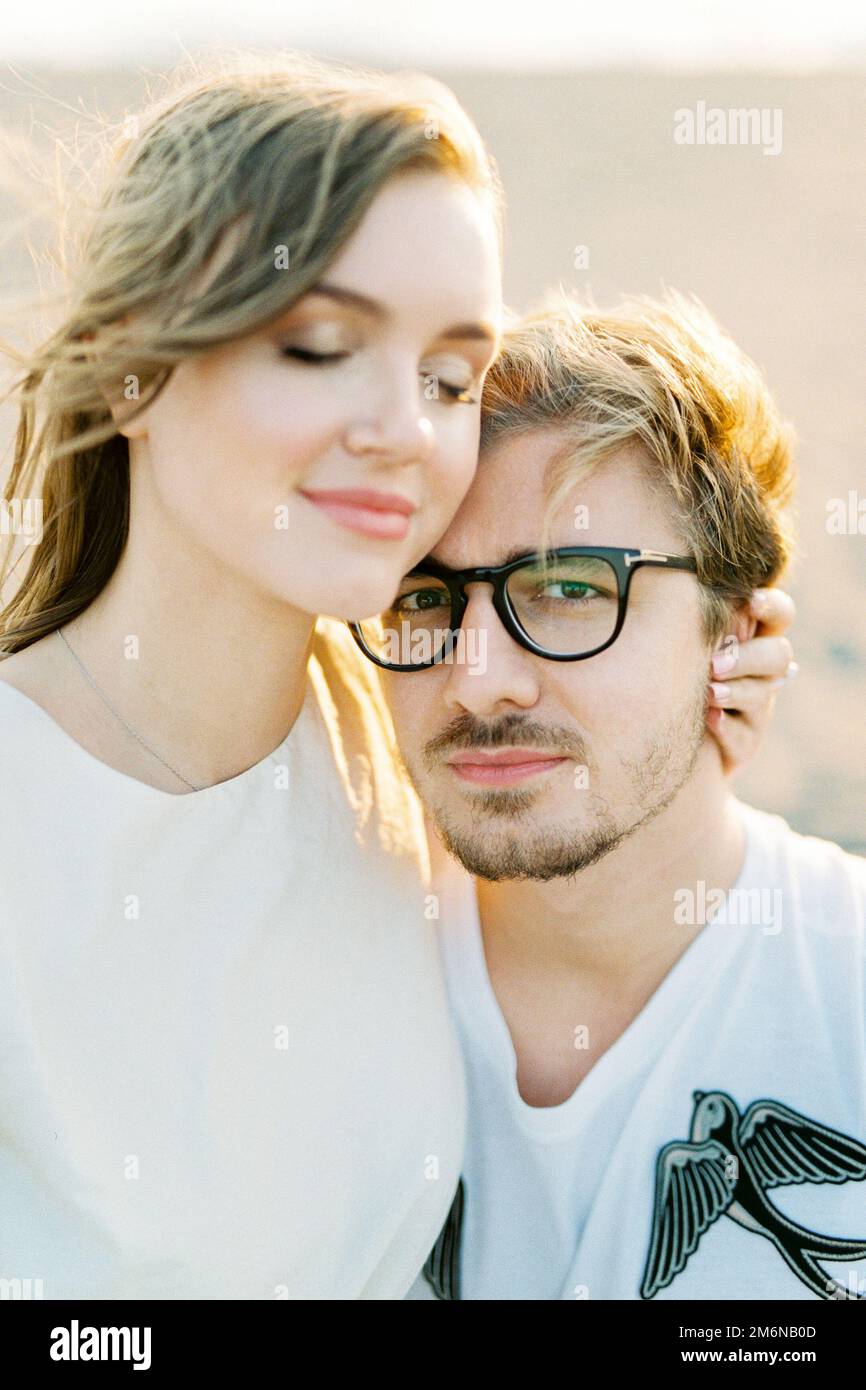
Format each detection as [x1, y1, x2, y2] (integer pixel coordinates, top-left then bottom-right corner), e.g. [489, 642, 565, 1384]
[625, 550, 698, 572]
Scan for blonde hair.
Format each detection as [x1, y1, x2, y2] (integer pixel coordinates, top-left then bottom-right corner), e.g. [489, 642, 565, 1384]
[0, 47, 503, 652]
[480, 289, 796, 642]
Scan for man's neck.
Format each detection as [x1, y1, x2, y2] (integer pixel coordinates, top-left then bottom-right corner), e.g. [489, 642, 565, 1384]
[473, 744, 746, 1105]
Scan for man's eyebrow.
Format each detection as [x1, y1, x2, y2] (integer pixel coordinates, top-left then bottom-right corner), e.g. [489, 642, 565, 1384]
[307, 281, 499, 345]
[500, 545, 537, 567]
[423, 545, 538, 571]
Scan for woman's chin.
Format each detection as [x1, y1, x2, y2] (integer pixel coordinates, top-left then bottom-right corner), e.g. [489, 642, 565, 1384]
[276, 578, 401, 627]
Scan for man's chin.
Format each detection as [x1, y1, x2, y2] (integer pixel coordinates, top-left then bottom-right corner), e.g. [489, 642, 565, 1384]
[418, 684, 710, 882]
[432, 811, 628, 882]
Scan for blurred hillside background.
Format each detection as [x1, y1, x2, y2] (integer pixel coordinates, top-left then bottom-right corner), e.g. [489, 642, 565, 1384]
[0, 3, 863, 849]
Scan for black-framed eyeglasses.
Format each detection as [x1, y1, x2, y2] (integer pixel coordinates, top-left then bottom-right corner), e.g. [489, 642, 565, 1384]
[348, 546, 699, 671]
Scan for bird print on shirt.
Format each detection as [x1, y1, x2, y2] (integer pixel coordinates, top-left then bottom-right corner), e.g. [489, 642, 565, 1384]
[641, 1090, 866, 1300]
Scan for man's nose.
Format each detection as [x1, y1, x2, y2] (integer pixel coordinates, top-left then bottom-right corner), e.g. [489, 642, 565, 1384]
[441, 588, 541, 717]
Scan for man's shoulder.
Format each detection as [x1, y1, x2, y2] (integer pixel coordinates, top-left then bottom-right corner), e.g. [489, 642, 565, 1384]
[738, 799, 866, 876]
[736, 799, 866, 943]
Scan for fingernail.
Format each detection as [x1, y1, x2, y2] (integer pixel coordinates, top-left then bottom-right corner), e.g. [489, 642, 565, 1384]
[710, 683, 732, 701]
[712, 652, 737, 676]
[751, 587, 770, 612]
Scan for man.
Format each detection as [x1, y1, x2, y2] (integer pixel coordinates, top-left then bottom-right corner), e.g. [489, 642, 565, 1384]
[353, 291, 866, 1300]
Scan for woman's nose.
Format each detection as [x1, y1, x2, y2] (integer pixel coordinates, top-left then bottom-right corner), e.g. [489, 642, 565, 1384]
[345, 375, 435, 467]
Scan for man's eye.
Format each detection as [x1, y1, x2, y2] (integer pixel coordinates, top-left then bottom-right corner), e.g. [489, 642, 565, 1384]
[537, 582, 602, 602]
[281, 347, 350, 364]
[395, 589, 450, 613]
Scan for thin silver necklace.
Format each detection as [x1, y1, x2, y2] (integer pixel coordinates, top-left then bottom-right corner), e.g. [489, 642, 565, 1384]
[56, 627, 202, 792]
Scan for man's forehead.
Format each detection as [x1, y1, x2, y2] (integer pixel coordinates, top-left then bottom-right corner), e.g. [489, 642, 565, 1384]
[429, 433, 668, 569]
[428, 430, 561, 567]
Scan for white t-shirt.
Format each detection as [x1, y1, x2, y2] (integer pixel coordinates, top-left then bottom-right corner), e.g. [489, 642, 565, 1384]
[0, 623, 466, 1299]
[408, 799, 866, 1301]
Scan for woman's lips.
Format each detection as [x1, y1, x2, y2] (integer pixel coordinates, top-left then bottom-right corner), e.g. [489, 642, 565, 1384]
[446, 749, 569, 786]
[300, 488, 417, 540]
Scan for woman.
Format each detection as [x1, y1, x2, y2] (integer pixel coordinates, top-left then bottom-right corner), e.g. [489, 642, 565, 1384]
[0, 49, 794, 1299]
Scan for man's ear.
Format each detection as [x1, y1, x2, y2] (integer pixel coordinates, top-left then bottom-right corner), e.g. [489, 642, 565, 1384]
[710, 601, 757, 671]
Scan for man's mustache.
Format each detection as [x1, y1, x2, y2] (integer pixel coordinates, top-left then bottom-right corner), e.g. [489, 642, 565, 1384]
[423, 712, 587, 764]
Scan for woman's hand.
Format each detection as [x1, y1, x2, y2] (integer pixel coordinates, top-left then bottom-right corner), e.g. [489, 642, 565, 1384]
[707, 588, 797, 776]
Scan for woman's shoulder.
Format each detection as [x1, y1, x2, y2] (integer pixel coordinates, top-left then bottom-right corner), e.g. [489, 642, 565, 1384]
[0, 636, 107, 775]
[308, 618, 430, 878]
[0, 634, 67, 708]
[0, 652, 69, 805]
[0, 638, 69, 743]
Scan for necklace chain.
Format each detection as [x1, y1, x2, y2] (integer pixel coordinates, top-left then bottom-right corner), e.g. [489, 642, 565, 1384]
[56, 627, 202, 792]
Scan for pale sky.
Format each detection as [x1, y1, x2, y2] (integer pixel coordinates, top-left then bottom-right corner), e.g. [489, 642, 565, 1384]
[3, 0, 865, 68]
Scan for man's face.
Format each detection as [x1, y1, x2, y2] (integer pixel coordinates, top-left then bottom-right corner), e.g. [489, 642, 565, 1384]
[380, 427, 717, 881]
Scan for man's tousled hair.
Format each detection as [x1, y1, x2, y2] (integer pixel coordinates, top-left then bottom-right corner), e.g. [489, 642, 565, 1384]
[480, 289, 796, 643]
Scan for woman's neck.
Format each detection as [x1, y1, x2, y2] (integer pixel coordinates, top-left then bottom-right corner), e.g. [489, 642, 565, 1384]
[4, 505, 317, 794]
[69, 536, 316, 789]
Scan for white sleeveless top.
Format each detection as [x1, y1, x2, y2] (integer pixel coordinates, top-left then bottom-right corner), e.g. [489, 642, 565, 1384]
[0, 622, 465, 1299]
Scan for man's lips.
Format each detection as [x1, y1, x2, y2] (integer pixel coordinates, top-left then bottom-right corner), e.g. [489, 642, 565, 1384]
[446, 748, 570, 786]
[300, 488, 417, 540]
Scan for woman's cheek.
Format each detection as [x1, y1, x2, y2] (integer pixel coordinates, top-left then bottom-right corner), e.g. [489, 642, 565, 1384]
[423, 480, 471, 549]
[433, 430, 481, 510]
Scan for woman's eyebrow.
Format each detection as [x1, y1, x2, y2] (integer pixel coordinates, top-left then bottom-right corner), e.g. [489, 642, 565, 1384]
[308, 281, 499, 345]
[307, 281, 387, 318]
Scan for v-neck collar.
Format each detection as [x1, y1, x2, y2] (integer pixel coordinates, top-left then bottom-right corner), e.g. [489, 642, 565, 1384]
[458, 798, 766, 1141]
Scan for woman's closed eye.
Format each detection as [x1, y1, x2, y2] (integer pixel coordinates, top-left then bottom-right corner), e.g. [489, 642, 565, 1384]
[281, 345, 479, 403]
[422, 361, 481, 405]
[281, 346, 351, 364]
[435, 378, 479, 404]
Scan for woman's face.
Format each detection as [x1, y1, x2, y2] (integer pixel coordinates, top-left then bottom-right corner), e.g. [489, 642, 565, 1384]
[122, 170, 503, 621]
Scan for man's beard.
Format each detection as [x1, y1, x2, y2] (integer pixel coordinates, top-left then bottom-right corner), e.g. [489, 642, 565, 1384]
[402, 681, 708, 882]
